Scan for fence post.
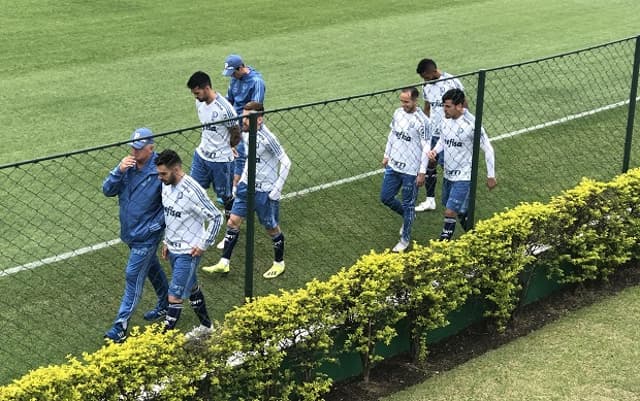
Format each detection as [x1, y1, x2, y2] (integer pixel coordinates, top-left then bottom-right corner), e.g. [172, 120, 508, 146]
[466, 70, 487, 230]
[622, 35, 640, 173]
[244, 113, 258, 301]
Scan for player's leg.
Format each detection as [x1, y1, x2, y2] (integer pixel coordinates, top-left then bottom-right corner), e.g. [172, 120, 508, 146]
[417, 136, 440, 212]
[106, 244, 156, 342]
[211, 161, 234, 216]
[190, 151, 212, 190]
[202, 183, 247, 274]
[163, 252, 196, 331]
[393, 173, 417, 253]
[259, 193, 285, 279]
[143, 239, 169, 321]
[380, 167, 403, 215]
[439, 180, 470, 241]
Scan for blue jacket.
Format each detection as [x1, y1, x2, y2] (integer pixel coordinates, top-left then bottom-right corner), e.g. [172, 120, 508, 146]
[102, 152, 164, 246]
[226, 67, 266, 115]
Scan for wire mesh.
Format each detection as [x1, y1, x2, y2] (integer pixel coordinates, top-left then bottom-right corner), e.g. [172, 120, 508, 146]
[0, 35, 639, 384]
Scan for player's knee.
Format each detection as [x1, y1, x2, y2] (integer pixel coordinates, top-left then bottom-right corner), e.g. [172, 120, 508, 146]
[227, 215, 242, 230]
[168, 295, 182, 304]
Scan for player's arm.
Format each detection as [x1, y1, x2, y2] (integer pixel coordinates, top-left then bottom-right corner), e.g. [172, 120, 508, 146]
[232, 141, 246, 196]
[479, 128, 497, 189]
[229, 124, 241, 147]
[251, 78, 266, 103]
[423, 101, 431, 117]
[383, 117, 395, 166]
[428, 136, 444, 160]
[267, 139, 291, 201]
[192, 191, 223, 254]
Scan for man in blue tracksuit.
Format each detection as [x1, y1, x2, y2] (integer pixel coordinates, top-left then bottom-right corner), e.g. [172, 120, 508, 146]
[102, 128, 169, 342]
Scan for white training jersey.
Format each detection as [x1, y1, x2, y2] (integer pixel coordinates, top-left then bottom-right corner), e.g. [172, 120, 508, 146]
[162, 174, 223, 254]
[195, 95, 238, 162]
[432, 111, 495, 181]
[239, 124, 289, 193]
[384, 107, 426, 176]
[422, 72, 465, 138]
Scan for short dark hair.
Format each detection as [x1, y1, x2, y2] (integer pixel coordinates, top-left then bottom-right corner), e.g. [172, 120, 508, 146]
[155, 149, 182, 168]
[243, 101, 265, 116]
[442, 88, 465, 105]
[187, 71, 211, 90]
[416, 58, 437, 74]
[401, 87, 419, 101]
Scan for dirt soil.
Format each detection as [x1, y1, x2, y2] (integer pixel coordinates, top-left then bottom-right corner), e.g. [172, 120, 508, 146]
[325, 266, 640, 401]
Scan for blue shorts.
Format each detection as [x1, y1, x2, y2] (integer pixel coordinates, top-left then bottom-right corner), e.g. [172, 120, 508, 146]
[190, 151, 232, 200]
[168, 252, 200, 300]
[441, 179, 470, 214]
[231, 182, 280, 229]
[430, 135, 444, 167]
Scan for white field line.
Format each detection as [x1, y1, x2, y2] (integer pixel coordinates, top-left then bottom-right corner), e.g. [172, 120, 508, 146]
[0, 239, 122, 277]
[2, 97, 637, 277]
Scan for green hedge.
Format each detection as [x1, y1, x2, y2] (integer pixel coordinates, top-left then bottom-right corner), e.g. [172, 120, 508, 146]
[3, 169, 640, 401]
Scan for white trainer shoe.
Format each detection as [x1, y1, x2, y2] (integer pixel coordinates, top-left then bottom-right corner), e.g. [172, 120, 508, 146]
[185, 324, 213, 341]
[392, 239, 410, 253]
[415, 197, 436, 212]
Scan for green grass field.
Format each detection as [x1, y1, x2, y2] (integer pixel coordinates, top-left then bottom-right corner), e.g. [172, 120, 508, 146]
[382, 286, 640, 401]
[1, 0, 640, 387]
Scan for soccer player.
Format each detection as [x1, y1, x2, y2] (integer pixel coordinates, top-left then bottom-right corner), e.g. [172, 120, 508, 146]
[427, 88, 496, 241]
[380, 87, 427, 253]
[203, 102, 291, 279]
[186, 71, 241, 218]
[102, 128, 169, 343]
[155, 150, 223, 334]
[415, 58, 466, 212]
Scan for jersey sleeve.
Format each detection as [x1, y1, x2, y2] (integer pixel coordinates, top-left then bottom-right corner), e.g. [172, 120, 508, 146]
[480, 129, 496, 178]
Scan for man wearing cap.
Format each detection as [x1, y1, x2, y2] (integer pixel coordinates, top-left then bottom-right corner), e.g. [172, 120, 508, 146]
[222, 54, 266, 216]
[102, 128, 169, 343]
[222, 54, 266, 115]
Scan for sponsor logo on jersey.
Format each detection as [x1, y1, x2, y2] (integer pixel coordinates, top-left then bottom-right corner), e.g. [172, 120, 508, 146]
[394, 131, 412, 142]
[446, 169, 461, 176]
[445, 138, 463, 147]
[164, 205, 182, 218]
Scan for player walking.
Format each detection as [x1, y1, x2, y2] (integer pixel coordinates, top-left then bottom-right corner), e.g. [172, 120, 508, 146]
[427, 89, 496, 240]
[380, 87, 427, 253]
[415, 58, 466, 212]
[186, 71, 241, 217]
[155, 150, 222, 334]
[203, 102, 291, 279]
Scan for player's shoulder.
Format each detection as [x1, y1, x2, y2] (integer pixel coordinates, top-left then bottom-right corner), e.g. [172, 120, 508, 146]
[214, 95, 237, 116]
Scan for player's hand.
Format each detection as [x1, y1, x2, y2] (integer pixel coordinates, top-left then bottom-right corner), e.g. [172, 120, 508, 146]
[382, 157, 389, 167]
[427, 150, 437, 161]
[487, 177, 497, 190]
[416, 173, 426, 187]
[191, 247, 204, 257]
[119, 155, 137, 172]
[268, 189, 281, 201]
[161, 244, 169, 260]
[232, 147, 239, 158]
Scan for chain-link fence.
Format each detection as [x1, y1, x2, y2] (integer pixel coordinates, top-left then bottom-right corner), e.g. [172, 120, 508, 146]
[1, 35, 639, 384]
